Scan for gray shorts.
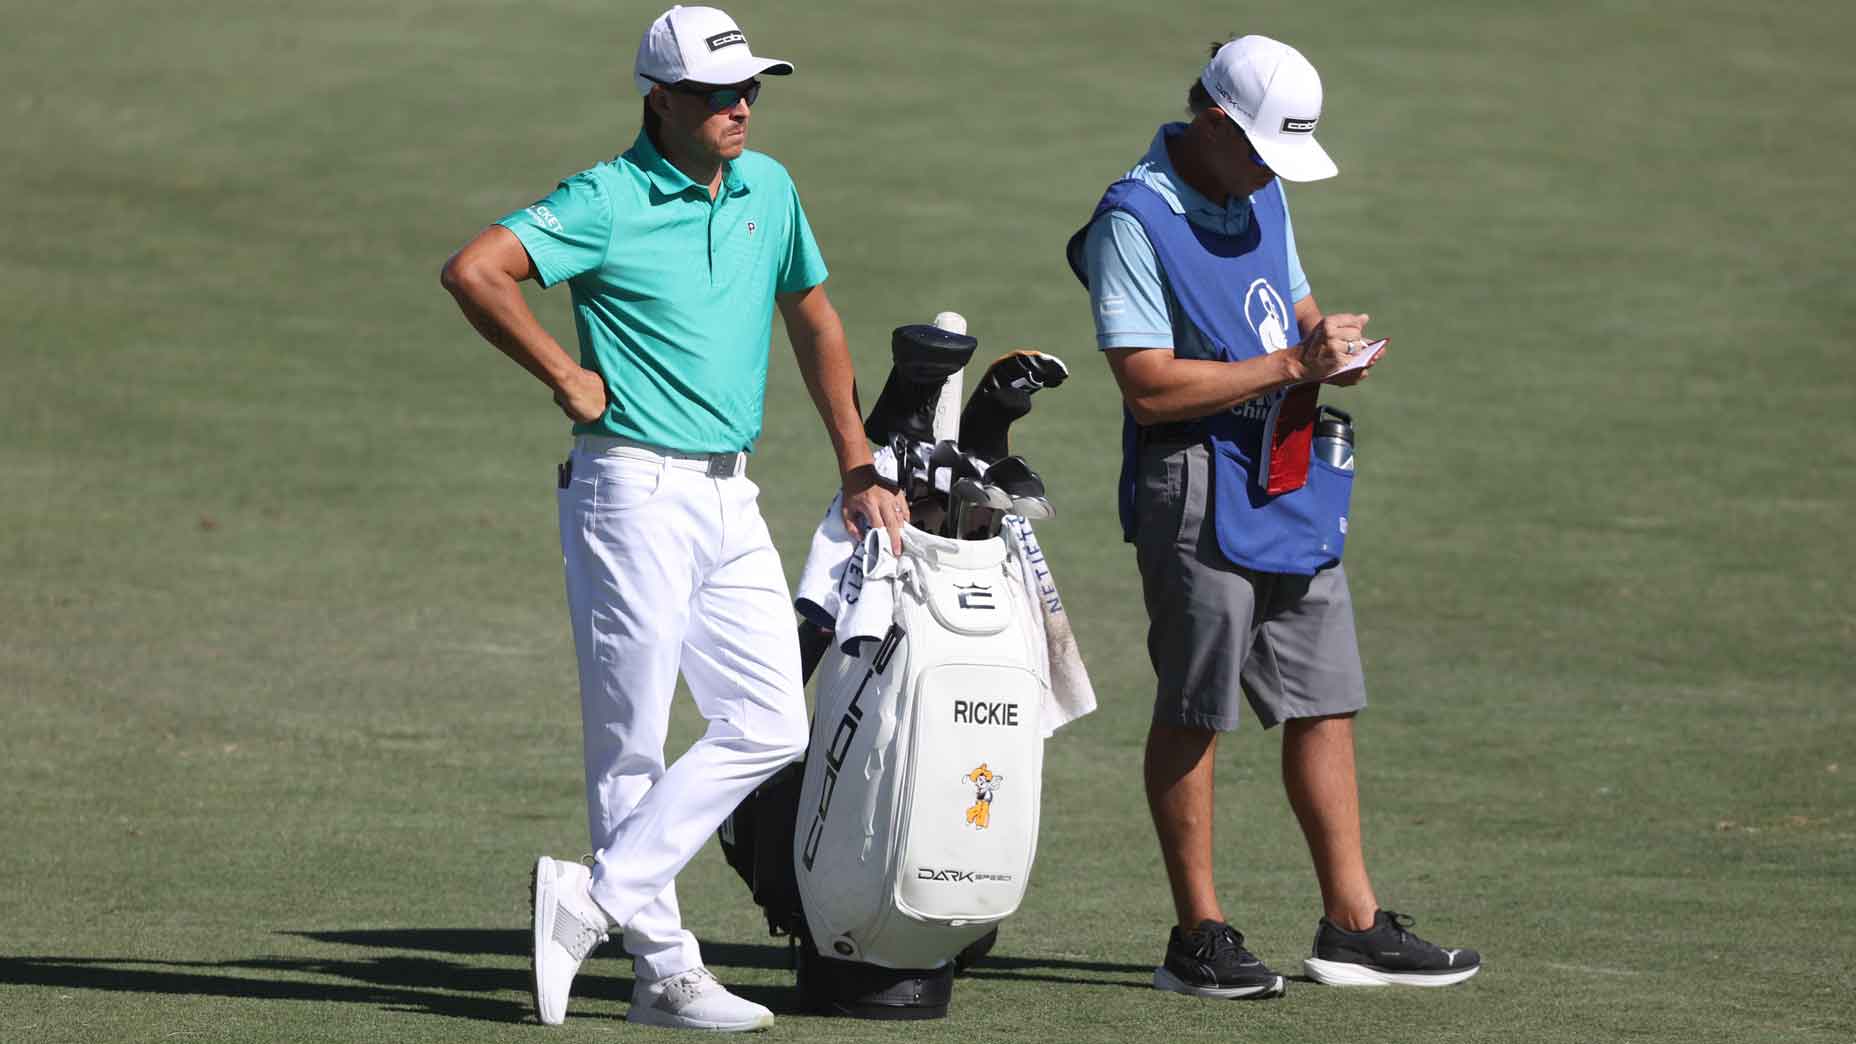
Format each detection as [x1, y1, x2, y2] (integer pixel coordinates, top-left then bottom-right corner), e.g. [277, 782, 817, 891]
[1133, 441, 1368, 731]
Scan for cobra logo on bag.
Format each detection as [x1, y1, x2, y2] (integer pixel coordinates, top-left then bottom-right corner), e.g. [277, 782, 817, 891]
[800, 625, 902, 871]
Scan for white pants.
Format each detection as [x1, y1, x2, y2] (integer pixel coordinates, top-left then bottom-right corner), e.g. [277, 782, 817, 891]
[558, 439, 809, 980]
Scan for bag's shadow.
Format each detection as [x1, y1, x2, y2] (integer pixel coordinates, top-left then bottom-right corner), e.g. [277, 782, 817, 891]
[0, 928, 1151, 1024]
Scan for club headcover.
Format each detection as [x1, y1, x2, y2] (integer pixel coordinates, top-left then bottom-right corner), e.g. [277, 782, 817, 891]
[891, 324, 978, 379]
[959, 351, 1070, 462]
[863, 325, 980, 444]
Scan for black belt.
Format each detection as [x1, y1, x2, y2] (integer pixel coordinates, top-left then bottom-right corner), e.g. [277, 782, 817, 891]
[1139, 421, 1204, 445]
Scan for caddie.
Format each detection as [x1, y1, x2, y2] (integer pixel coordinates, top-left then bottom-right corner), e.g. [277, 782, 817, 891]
[440, 3, 906, 1031]
[1066, 35, 1481, 998]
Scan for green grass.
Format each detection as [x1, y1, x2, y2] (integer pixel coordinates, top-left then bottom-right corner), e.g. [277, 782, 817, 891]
[3, 1, 1853, 1041]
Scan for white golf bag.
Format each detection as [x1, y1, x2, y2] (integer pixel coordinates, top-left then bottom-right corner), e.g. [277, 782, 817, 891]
[794, 526, 1047, 976]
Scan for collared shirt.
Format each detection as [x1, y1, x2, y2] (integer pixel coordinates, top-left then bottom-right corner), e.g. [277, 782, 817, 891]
[498, 129, 828, 453]
[1084, 123, 1309, 356]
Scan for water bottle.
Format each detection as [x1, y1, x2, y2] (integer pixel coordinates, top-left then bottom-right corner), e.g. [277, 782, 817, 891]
[1313, 405, 1355, 471]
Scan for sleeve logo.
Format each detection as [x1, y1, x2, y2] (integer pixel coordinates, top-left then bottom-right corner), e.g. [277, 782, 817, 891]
[525, 204, 563, 233]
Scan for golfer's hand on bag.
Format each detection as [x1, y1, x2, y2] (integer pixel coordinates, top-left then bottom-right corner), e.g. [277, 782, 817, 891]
[842, 465, 907, 556]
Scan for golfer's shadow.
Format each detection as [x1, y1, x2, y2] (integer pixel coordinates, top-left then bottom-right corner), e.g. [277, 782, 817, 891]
[0, 930, 791, 1025]
[0, 929, 1153, 1024]
[293, 928, 794, 1014]
[0, 947, 542, 1024]
[299, 929, 1154, 994]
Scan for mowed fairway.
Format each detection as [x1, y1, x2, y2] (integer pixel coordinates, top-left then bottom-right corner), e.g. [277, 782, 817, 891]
[3, 1, 1853, 1041]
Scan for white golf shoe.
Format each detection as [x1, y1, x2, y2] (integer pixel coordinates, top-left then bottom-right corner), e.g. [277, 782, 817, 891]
[628, 967, 775, 1032]
[530, 856, 614, 1026]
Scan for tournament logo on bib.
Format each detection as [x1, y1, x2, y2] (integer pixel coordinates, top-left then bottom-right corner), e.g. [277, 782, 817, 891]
[1243, 277, 1291, 352]
[962, 763, 1004, 830]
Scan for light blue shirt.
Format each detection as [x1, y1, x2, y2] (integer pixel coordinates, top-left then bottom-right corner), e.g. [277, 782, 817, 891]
[1084, 124, 1309, 357]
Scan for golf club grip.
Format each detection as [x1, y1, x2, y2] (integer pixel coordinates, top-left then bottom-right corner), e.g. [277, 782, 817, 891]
[931, 370, 962, 444]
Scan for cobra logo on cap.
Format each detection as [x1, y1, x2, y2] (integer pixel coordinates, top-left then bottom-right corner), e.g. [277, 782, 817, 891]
[705, 30, 745, 50]
[1280, 116, 1319, 133]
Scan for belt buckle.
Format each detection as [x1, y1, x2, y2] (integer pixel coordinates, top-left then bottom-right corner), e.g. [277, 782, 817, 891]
[706, 453, 739, 479]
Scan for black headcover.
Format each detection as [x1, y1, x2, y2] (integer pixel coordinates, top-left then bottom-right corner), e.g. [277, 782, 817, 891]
[862, 324, 979, 445]
[957, 351, 1070, 462]
[890, 324, 977, 377]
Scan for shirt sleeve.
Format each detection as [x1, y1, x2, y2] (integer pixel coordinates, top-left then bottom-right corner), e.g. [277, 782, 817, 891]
[1082, 211, 1175, 350]
[1280, 185, 1311, 303]
[495, 172, 612, 288]
[776, 181, 829, 294]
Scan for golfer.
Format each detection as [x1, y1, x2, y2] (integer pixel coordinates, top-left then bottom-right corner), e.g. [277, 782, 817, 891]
[440, 4, 904, 1031]
[1067, 35, 1481, 998]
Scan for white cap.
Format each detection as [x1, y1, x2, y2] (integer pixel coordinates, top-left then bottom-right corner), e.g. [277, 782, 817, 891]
[1199, 35, 1337, 182]
[633, 5, 794, 95]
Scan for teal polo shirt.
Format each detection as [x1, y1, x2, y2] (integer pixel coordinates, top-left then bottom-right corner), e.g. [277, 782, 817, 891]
[498, 129, 829, 453]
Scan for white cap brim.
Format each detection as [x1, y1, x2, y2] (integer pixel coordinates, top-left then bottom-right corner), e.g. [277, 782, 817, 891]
[1250, 134, 1337, 182]
[635, 56, 792, 95]
[695, 53, 792, 86]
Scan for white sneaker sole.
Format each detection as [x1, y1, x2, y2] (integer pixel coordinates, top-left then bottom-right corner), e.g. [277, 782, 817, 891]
[628, 1005, 775, 1032]
[531, 857, 567, 1026]
[1303, 957, 1481, 987]
[1153, 966, 1286, 999]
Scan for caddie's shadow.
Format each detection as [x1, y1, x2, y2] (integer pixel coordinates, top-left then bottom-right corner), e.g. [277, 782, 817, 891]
[955, 954, 1156, 990]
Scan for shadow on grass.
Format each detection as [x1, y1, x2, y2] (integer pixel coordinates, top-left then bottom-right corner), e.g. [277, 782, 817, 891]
[291, 928, 794, 971]
[0, 934, 783, 1023]
[0, 930, 1153, 1023]
[959, 953, 1154, 990]
[0, 953, 550, 1023]
[293, 928, 1154, 990]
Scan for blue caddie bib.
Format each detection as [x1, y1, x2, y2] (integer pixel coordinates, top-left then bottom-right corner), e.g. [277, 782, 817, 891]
[1067, 178, 1354, 576]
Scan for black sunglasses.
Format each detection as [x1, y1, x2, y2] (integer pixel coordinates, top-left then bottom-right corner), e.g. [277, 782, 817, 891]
[647, 76, 761, 113]
[1232, 124, 1271, 171]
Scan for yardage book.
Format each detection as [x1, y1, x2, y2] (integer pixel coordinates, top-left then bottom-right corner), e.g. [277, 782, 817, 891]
[1321, 337, 1387, 381]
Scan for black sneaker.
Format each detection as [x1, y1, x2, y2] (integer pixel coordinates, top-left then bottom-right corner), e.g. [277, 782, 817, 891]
[1153, 920, 1287, 999]
[1304, 910, 1481, 987]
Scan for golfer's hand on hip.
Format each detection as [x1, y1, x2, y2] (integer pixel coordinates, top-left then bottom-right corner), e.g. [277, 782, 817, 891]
[552, 367, 609, 423]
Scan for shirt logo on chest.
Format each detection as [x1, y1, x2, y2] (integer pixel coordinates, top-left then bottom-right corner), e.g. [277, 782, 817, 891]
[1243, 277, 1291, 352]
[745, 220, 756, 237]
